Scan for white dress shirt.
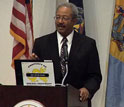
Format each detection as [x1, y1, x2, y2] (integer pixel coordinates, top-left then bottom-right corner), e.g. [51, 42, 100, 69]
[57, 31, 74, 56]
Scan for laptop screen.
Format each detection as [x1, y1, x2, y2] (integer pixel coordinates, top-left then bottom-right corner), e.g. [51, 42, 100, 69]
[14, 60, 55, 86]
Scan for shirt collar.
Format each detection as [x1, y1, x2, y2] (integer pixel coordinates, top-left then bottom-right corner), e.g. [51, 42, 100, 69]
[57, 31, 74, 45]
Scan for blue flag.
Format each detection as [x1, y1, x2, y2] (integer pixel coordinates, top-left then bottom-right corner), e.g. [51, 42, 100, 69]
[106, 1, 124, 107]
[69, 0, 85, 34]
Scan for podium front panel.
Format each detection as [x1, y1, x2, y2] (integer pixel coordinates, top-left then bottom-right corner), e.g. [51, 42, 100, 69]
[0, 86, 67, 107]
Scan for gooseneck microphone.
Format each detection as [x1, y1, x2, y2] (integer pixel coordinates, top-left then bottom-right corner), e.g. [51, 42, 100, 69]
[61, 40, 69, 86]
[63, 44, 68, 62]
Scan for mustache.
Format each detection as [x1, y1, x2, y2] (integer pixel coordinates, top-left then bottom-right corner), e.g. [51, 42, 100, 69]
[57, 23, 65, 27]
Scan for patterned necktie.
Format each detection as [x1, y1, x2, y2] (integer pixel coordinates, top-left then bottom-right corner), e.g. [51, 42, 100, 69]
[60, 38, 68, 76]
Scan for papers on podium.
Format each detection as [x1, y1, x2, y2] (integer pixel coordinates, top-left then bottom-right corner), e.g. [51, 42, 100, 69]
[21, 61, 55, 86]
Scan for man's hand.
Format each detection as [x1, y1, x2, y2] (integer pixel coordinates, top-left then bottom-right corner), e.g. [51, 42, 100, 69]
[30, 53, 39, 60]
[79, 87, 89, 102]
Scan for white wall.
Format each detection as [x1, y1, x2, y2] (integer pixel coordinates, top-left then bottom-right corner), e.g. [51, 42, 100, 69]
[0, 0, 115, 107]
[0, 0, 16, 85]
[33, 0, 56, 38]
[83, 0, 115, 107]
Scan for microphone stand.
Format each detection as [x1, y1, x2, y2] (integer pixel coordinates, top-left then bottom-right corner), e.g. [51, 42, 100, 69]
[61, 60, 68, 86]
[61, 44, 68, 86]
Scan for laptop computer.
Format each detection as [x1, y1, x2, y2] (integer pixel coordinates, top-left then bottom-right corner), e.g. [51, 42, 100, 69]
[14, 60, 55, 86]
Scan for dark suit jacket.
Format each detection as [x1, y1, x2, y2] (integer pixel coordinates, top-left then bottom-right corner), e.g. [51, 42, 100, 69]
[33, 31, 102, 99]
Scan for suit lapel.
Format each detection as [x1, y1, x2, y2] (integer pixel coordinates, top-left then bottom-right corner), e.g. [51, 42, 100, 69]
[47, 31, 63, 80]
[48, 31, 60, 62]
[69, 31, 81, 60]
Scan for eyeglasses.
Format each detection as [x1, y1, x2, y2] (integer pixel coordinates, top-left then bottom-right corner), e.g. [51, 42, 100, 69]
[54, 16, 72, 21]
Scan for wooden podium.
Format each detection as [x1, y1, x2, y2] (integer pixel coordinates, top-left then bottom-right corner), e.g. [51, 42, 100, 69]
[0, 85, 88, 107]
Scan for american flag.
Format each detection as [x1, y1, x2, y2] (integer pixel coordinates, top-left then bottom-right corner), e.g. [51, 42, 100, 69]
[10, 0, 34, 68]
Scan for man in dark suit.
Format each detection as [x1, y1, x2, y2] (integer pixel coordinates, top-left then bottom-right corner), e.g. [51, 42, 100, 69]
[32, 2, 102, 107]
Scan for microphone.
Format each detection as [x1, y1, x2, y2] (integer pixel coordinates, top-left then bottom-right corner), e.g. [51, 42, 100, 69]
[63, 44, 68, 62]
[61, 38, 69, 86]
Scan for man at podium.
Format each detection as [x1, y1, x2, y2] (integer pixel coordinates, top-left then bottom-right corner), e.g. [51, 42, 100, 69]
[31, 2, 102, 107]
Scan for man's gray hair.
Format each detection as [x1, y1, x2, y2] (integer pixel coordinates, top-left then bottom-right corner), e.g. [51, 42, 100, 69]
[56, 2, 78, 19]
